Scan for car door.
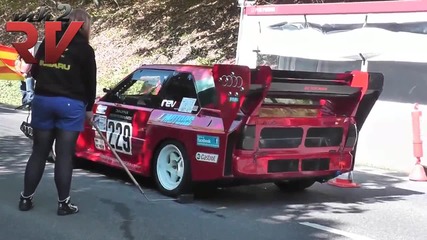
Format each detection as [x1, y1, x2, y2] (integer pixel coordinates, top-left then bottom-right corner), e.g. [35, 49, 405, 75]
[93, 68, 175, 174]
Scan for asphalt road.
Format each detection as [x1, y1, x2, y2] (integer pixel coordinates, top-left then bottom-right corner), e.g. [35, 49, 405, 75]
[1, 106, 427, 240]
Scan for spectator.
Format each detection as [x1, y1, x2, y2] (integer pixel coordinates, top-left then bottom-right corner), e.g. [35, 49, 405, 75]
[14, 36, 35, 109]
[18, 9, 97, 216]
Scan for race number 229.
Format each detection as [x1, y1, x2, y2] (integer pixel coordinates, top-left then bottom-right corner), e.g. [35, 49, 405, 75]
[107, 120, 132, 155]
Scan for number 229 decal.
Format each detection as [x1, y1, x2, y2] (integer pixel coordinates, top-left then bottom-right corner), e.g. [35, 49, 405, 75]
[106, 119, 132, 155]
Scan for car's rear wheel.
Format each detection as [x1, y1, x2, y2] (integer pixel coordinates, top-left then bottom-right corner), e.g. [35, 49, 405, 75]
[274, 179, 316, 192]
[153, 141, 192, 197]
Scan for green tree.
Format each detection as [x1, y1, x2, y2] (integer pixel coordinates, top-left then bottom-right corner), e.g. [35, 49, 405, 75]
[255, 0, 396, 4]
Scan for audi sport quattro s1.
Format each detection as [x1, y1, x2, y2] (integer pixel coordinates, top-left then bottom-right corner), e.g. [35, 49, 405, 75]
[75, 64, 384, 197]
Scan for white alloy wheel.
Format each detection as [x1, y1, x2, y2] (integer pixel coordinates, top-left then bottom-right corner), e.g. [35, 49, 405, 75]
[156, 144, 185, 191]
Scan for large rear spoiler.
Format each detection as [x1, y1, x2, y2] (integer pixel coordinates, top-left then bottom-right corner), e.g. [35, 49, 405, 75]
[212, 64, 384, 132]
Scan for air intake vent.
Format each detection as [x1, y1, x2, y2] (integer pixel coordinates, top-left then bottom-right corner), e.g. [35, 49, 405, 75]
[260, 127, 303, 149]
[268, 159, 299, 173]
[301, 158, 330, 171]
[305, 127, 343, 147]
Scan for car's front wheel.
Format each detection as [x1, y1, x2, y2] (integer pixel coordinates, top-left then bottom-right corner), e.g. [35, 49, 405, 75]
[274, 179, 316, 192]
[153, 141, 192, 197]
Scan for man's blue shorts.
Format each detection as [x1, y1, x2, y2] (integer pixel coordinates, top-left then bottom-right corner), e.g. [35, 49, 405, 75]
[31, 95, 86, 132]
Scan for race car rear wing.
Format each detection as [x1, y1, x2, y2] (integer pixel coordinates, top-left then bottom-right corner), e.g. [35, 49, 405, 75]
[267, 70, 363, 98]
[212, 64, 384, 132]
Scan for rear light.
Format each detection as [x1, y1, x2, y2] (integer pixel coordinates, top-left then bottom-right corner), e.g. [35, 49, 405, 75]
[236, 125, 255, 150]
[319, 99, 336, 117]
[338, 159, 352, 170]
[344, 123, 358, 149]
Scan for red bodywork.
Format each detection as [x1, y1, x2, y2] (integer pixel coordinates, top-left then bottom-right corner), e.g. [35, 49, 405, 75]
[75, 64, 383, 184]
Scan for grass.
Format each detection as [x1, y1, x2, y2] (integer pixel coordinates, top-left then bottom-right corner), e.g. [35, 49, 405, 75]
[0, 81, 22, 107]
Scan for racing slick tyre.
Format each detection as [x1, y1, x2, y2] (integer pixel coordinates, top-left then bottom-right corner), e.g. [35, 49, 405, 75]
[153, 140, 192, 198]
[274, 179, 316, 193]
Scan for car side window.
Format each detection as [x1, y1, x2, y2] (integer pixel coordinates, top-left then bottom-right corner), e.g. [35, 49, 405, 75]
[103, 69, 173, 107]
[158, 72, 200, 112]
[195, 76, 216, 108]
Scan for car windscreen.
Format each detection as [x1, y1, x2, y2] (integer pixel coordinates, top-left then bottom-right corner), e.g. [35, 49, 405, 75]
[104, 69, 175, 106]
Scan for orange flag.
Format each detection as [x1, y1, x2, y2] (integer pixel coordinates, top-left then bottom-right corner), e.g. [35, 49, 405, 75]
[0, 44, 24, 81]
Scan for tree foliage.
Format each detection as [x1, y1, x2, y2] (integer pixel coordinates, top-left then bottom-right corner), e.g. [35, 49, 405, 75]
[255, 0, 397, 3]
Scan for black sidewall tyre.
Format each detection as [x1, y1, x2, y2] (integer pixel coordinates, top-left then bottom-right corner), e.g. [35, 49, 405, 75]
[153, 140, 192, 198]
[274, 179, 315, 193]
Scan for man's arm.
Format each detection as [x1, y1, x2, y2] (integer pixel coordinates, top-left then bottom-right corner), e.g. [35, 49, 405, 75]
[30, 40, 45, 79]
[84, 46, 97, 112]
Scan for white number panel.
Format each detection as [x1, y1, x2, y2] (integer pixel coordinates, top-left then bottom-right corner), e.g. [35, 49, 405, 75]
[106, 119, 133, 155]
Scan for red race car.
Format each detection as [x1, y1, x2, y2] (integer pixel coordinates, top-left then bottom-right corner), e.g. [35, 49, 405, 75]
[75, 64, 384, 197]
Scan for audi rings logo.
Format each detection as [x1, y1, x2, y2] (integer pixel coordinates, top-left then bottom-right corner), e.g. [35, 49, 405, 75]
[219, 72, 244, 90]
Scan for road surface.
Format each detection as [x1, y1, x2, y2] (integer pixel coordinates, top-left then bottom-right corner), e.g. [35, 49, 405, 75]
[1, 106, 427, 240]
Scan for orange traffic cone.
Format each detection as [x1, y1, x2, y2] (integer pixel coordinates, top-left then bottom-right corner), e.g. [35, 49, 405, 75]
[409, 158, 427, 181]
[328, 171, 360, 188]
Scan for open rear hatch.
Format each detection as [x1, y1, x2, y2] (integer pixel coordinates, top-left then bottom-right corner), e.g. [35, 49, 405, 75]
[244, 68, 383, 127]
[212, 64, 383, 175]
[238, 67, 383, 153]
[212, 64, 384, 133]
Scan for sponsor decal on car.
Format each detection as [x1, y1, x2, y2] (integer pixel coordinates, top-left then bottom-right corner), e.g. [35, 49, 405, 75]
[196, 135, 220, 148]
[94, 137, 105, 150]
[92, 114, 107, 132]
[95, 105, 107, 114]
[228, 96, 239, 102]
[161, 99, 177, 108]
[178, 97, 197, 113]
[159, 113, 195, 126]
[93, 130, 106, 151]
[109, 108, 135, 122]
[195, 152, 219, 163]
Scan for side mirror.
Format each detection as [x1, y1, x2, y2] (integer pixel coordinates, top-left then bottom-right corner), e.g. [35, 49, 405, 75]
[103, 87, 111, 93]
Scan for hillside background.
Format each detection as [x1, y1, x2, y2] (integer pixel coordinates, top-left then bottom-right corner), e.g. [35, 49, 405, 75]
[0, 0, 386, 106]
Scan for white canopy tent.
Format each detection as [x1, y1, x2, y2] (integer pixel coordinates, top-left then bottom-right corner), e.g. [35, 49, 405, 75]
[235, 1, 427, 173]
[256, 21, 427, 63]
